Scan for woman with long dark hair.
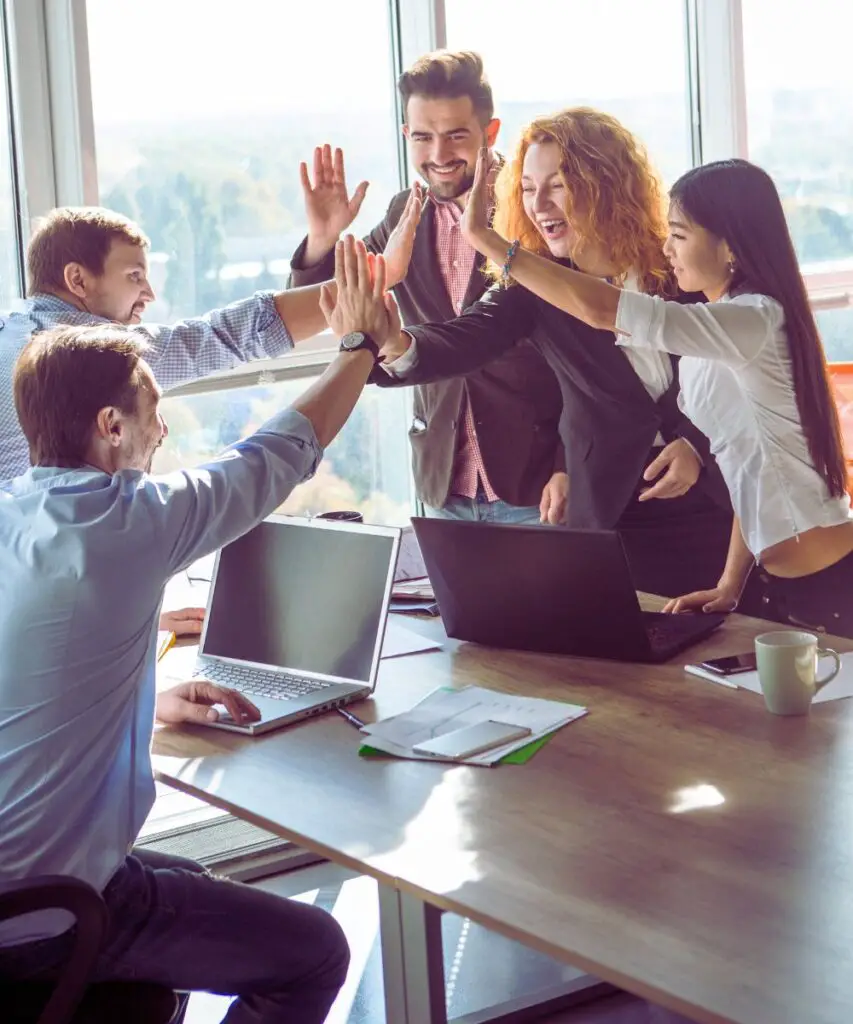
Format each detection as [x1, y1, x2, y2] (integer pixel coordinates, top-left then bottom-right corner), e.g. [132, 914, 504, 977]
[461, 154, 853, 634]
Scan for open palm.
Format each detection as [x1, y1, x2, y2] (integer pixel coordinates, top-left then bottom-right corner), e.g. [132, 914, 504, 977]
[300, 144, 368, 247]
[382, 182, 425, 287]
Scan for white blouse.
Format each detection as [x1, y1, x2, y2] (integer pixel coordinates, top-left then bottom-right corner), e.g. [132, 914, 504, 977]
[615, 289, 851, 557]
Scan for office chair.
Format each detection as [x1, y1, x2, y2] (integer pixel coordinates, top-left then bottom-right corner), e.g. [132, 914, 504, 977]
[0, 875, 183, 1024]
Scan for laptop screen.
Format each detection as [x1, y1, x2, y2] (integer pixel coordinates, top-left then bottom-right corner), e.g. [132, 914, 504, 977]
[200, 518, 398, 683]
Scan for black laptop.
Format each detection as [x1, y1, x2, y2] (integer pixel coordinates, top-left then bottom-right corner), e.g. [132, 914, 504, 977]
[411, 518, 725, 664]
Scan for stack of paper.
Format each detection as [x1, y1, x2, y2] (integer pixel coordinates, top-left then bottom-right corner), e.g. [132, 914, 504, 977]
[359, 685, 587, 766]
[392, 578, 434, 600]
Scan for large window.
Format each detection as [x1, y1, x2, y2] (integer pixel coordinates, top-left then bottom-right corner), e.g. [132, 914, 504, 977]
[85, 0, 399, 324]
[0, 16, 20, 305]
[85, 0, 414, 523]
[444, 0, 692, 185]
[155, 378, 414, 525]
[743, 0, 853, 271]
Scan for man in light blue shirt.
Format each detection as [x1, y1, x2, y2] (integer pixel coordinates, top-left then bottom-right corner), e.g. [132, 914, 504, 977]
[0, 237, 399, 1024]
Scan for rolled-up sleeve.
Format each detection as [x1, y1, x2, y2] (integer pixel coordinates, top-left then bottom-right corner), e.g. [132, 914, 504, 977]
[141, 408, 322, 574]
[138, 291, 293, 390]
[615, 289, 778, 368]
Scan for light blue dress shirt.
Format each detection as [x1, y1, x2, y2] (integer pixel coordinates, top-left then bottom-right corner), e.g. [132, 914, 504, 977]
[0, 290, 293, 483]
[0, 408, 321, 944]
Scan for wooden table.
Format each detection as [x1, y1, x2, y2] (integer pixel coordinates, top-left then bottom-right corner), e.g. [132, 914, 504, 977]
[153, 609, 853, 1024]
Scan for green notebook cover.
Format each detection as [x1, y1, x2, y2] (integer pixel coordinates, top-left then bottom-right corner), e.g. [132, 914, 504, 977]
[358, 732, 553, 764]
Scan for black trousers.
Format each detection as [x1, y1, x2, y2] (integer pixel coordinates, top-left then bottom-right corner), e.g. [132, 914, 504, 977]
[751, 549, 853, 639]
[0, 849, 349, 1023]
[615, 475, 732, 600]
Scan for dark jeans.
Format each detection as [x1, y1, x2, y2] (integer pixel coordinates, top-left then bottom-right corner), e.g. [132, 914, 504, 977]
[752, 548, 853, 639]
[0, 849, 349, 1023]
[616, 475, 732, 599]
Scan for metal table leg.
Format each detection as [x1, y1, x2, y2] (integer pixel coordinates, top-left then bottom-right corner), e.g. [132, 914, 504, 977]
[378, 885, 614, 1024]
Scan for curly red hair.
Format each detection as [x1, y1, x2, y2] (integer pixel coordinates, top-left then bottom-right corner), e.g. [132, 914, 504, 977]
[491, 107, 674, 297]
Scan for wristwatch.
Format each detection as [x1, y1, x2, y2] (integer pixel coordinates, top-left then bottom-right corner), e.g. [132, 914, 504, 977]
[339, 331, 382, 363]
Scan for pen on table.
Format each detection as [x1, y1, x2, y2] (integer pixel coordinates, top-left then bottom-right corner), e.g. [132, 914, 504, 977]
[336, 707, 366, 730]
[684, 665, 739, 690]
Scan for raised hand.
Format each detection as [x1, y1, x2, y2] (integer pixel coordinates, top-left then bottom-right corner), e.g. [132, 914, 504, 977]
[319, 235, 401, 346]
[299, 144, 369, 265]
[383, 181, 425, 287]
[460, 147, 492, 250]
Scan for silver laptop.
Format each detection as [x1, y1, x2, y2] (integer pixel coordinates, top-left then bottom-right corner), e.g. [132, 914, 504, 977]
[193, 514, 401, 734]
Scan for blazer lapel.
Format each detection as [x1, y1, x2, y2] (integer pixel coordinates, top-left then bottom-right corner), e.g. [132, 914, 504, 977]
[461, 251, 490, 309]
[411, 202, 457, 321]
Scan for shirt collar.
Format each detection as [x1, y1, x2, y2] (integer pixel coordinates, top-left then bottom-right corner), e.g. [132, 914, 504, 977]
[8, 466, 111, 496]
[29, 292, 110, 323]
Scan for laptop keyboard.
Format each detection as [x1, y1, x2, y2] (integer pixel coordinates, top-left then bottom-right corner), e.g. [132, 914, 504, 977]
[196, 662, 336, 701]
[644, 613, 720, 652]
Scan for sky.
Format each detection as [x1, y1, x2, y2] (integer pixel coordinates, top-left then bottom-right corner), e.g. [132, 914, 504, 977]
[85, 0, 853, 128]
[85, 0, 397, 122]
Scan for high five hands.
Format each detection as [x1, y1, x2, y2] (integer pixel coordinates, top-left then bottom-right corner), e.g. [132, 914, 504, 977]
[300, 144, 424, 287]
[319, 236, 402, 346]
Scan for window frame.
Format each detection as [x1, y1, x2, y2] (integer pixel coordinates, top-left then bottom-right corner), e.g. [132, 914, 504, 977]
[0, 0, 29, 297]
[689, 0, 853, 320]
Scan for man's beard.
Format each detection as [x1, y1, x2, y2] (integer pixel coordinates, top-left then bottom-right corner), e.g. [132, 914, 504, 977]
[423, 164, 475, 201]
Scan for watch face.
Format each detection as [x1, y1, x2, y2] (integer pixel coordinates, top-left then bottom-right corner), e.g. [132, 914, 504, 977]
[342, 332, 367, 350]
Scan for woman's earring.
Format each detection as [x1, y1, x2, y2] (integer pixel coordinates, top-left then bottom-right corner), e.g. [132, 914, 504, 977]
[727, 257, 736, 275]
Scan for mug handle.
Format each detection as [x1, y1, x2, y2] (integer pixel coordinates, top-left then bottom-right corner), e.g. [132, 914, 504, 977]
[815, 646, 842, 693]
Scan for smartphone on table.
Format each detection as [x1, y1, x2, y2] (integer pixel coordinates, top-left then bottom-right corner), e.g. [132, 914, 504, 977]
[699, 652, 758, 676]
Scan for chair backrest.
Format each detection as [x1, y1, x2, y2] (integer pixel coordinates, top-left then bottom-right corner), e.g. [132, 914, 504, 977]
[0, 875, 107, 1024]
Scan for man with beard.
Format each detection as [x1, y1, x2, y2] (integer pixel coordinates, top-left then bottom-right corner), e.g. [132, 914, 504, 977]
[289, 51, 568, 525]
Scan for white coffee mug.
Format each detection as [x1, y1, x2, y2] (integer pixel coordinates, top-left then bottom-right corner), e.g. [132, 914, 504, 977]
[754, 630, 841, 715]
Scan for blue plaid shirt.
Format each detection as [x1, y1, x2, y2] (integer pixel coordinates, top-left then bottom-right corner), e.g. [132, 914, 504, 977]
[0, 291, 293, 482]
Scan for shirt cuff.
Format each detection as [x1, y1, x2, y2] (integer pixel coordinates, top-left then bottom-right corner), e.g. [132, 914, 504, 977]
[254, 290, 294, 359]
[614, 289, 660, 350]
[677, 435, 704, 467]
[380, 331, 418, 377]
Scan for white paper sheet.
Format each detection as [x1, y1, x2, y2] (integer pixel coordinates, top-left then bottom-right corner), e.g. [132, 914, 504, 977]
[361, 685, 587, 765]
[685, 651, 853, 703]
[380, 619, 442, 659]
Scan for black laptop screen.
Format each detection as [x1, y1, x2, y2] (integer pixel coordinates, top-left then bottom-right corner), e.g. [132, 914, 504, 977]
[201, 519, 396, 683]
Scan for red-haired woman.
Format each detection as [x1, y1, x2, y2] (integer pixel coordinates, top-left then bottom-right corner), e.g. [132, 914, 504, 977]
[459, 147, 853, 635]
[377, 108, 735, 602]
